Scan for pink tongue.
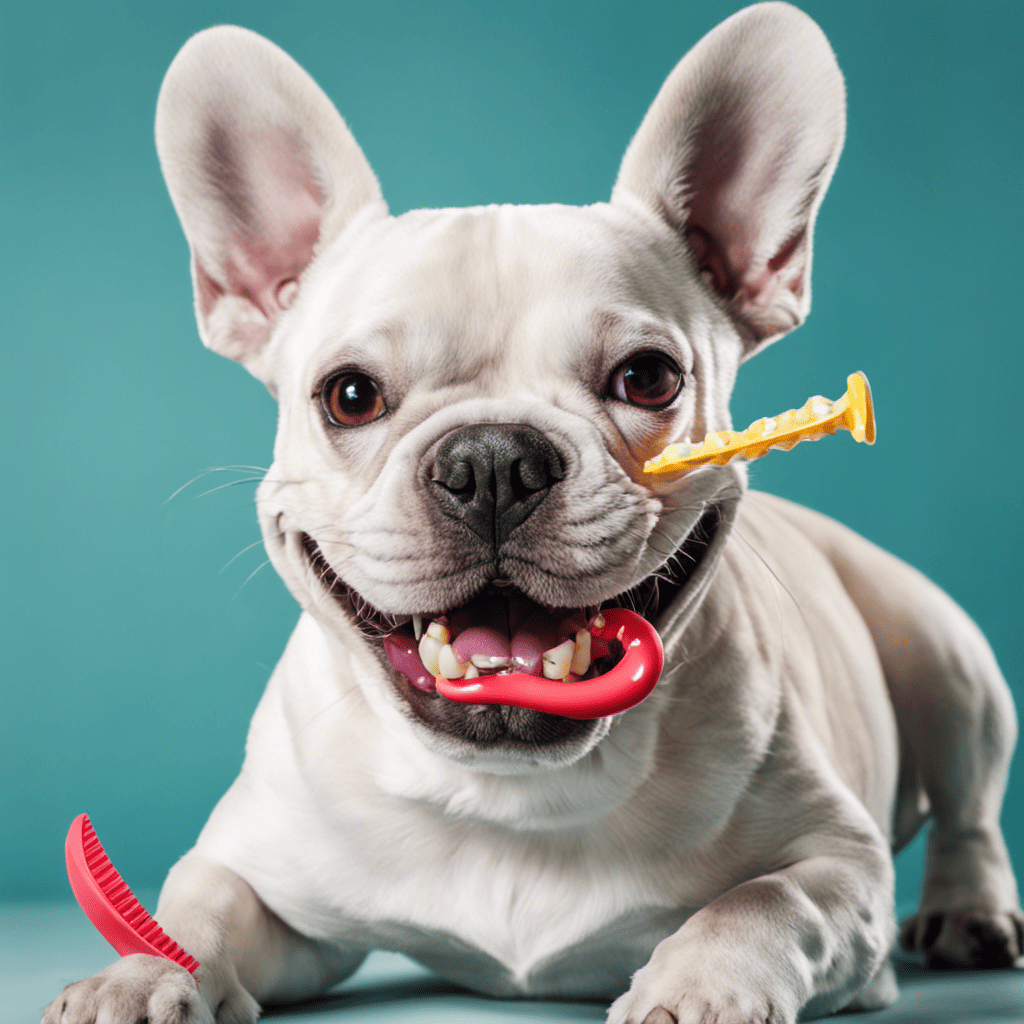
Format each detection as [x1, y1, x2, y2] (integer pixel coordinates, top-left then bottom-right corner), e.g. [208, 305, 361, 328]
[509, 610, 561, 675]
[381, 595, 576, 691]
[380, 632, 436, 692]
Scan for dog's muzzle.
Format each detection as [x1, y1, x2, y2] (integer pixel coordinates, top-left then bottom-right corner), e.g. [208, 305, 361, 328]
[299, 422, 725, 730]
[376, 424, 662, 719]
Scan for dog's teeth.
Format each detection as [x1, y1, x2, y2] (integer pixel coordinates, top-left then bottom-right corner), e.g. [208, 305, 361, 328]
[589, 612, 606, 629]
[542, 640, 575, 680]
[570, 630, 591, 675]
[412, 615, 424, 641]
[470, 653, 511, 670]
[426, 620, 450, 644]
[437, 644, 465, 679]
[418, 634, 443, 675]
[463, 664, 480, 679]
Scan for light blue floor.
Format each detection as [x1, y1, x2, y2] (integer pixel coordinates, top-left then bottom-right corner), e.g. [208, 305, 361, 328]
[4, 899, 1022, 1024]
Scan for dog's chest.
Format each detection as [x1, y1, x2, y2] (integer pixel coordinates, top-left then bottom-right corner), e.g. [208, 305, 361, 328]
[275, 804, 699, 998]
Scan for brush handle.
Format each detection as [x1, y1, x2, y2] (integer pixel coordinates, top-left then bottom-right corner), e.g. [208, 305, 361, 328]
[436, 607, 664, 719]
[644, 371, 876, 476]
[65, 813, 200, 975]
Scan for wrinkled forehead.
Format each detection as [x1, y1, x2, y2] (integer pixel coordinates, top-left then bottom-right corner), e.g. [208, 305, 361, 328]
[283, 203, 706, 379]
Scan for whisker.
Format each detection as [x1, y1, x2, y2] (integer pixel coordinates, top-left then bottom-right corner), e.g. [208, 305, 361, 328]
[730, 525, 812, 637]
[161, 465, 269, 508]
[219, 535, 271, 575]
[230, 558, 272, 603]
[194, 477, 265, 499]
[295, 683, 362, 736]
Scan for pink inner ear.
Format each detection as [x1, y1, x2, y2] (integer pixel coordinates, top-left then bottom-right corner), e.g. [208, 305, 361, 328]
[686, 213, 808, 318]
[680, 112, 813, 325]
[685, 226, 733, 298]
[196, 129, 327, 321]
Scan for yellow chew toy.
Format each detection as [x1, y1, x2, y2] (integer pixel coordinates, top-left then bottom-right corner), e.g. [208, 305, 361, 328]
[644, 371, 876, 476]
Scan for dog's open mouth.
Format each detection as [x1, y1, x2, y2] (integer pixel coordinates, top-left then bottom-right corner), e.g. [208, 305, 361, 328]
[385, 597, 619, 692]
[299, 502, 720, 720]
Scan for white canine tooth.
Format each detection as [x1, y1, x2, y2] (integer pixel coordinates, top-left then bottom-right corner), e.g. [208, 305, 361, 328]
[590, 612, 606, 629]
[571, 629, 591, 675]
[418, 634, 443, 675]
[470, 654, 511, 670]
[542, 639, 575, 680]
[437, 644, 465, 679]
[464, 664, 480, 679]
[426, 620, 450, 644]
[412, 615, 423, 641]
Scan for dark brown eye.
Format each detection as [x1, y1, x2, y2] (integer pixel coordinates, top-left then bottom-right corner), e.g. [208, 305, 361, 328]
[321, 372, 386, 426]
[609, 353, 682, 408]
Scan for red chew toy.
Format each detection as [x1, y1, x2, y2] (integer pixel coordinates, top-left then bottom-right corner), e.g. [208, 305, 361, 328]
[65, 813, 200, 975]
[435, 607, 663, 719]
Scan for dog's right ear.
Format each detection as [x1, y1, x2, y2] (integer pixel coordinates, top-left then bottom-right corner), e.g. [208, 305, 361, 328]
[156, 26, 385, 385]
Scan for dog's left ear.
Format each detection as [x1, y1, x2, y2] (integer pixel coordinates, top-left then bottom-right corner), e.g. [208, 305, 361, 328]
[156, 26, 386, 385]
[612, 2, 845, 356]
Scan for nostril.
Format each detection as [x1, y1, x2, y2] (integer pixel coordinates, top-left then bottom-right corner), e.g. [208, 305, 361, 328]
[435, 461, 475, 499]
[511, 456, 557, 500]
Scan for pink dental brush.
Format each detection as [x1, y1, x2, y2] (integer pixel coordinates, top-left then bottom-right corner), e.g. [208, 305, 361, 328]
[65, 812, 200, 976]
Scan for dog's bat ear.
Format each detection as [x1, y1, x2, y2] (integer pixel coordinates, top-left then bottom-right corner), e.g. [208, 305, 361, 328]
[611, 2, 845, 358]
[156, 26, 386, 385]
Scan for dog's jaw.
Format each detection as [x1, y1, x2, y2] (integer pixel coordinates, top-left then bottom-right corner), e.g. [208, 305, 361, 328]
[261, 474, 739, 776]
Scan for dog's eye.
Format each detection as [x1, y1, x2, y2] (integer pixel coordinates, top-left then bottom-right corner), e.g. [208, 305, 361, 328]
[321, 372, 386, 427]
[609, 353, 682, 409]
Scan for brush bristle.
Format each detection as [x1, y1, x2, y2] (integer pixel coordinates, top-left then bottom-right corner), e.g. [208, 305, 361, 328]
[80, 816, 199, 973]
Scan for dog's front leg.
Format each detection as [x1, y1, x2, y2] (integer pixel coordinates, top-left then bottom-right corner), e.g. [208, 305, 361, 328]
[607, 846, 895, 1024]
[42, 855, 365, 1024]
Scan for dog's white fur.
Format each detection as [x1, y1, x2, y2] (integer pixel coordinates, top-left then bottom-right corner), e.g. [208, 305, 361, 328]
[45, 5, 1021, 1023]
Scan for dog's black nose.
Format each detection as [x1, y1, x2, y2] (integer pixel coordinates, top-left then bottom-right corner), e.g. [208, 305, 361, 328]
[431, 424, 565, 548]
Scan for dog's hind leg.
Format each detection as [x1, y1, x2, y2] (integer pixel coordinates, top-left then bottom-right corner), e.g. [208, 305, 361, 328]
[759, 493, 1023, 969]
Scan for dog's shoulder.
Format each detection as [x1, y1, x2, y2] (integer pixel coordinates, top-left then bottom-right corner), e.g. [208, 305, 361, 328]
[742, 489, 971, 630]
[741, 490, 861, 554]
[727, 489, 866, 603]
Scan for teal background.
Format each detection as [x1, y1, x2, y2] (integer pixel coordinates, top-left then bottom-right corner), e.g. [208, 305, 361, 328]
[3, 0, 1021, 925]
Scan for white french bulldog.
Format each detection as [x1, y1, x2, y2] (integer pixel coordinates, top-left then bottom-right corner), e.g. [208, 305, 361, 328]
[44, 4, 1021, 1023]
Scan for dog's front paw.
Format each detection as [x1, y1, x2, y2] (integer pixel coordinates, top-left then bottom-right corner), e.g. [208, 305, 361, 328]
[40, 954, 252, 1024]
[606, 938, 794, 1024]
[900, 907, 1024, 969]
